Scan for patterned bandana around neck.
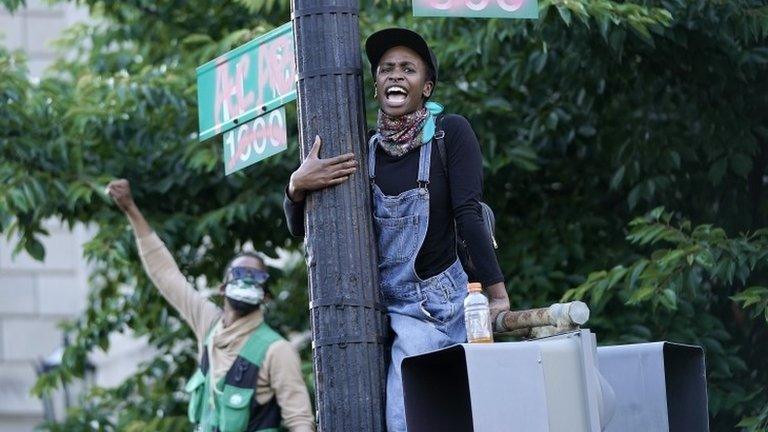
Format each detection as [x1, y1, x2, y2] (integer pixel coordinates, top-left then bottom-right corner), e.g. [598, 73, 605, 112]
[376, 106, 429, 157]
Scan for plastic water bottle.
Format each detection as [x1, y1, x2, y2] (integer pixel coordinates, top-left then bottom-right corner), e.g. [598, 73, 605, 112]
[464, 282, 493, 343]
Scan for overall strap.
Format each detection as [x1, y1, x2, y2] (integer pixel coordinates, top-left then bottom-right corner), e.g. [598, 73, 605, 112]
[422, 113, 445, 187]
[368, 133, 380, 182]
[417, 140, 432, 187]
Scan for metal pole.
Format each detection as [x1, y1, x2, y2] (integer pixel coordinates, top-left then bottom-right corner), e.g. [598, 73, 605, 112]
[290, 2, 387, 431]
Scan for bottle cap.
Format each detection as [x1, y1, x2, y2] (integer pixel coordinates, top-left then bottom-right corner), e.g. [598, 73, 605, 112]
[467, 282, 482, 293]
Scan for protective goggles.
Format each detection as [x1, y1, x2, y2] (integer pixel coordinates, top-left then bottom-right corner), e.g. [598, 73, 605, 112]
[223, 267, 270, 305]
[226, 266, 270, 285]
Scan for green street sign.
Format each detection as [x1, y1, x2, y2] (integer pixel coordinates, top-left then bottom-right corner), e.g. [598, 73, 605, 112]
[196, 22, 296, 142]
[413, 0, 538, 19]
[223, 107, 288, 175]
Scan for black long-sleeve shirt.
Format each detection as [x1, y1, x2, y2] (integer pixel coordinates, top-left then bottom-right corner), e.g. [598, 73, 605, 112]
[284, 114, 504, 287]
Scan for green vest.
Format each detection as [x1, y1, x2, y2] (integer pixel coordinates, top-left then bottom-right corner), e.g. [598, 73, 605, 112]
[185, 322, 283, 432]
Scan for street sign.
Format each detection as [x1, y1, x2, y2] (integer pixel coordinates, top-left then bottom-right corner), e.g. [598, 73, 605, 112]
[197, 22, 296, 142]
[412, 0, 538, 19]
[196, 22, 296, 174]
[223, 107, 288, 175]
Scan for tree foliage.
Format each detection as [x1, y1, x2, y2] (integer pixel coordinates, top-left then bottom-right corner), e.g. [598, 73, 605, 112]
[1, 0, 767, 430]
[564, 208, 768, 429]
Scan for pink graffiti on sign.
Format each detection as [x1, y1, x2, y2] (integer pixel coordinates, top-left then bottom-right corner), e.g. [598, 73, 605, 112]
[257, 35, 296, 106]
[428, 0, 524, 11]
[497, 0, 524, 11]
[214, 56, 256, 134]
[429, 0, 454, 9]
[466, 0, 490, 10]
[226, 110, 286, 170]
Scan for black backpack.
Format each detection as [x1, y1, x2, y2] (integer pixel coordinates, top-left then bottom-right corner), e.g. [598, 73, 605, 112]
[433, 115, 498, 283]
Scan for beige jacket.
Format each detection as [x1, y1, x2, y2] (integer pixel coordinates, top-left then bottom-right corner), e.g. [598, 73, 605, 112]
[137, 232, 315, 432]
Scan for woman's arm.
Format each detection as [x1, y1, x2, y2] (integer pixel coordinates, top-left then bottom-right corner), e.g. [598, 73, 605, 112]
[442, 116, 510, 323]
[284, 188, 307, 237]
[106, 179, 220, 340]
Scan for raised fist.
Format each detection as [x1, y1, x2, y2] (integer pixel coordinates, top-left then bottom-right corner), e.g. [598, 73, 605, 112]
[105, 179, 136, 213]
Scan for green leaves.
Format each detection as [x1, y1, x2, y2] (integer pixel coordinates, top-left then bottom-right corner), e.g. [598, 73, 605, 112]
[23, 236, 46, 261]
[610, 165, 625, 190]
[562, 205, 768, 427]
[732, 287, 768, 322]
[626, 285, 655, 304]
[545, 0, 673, 45]
[568, 207, 768, 311]
[0, 0, 25, 12]
[730, 153, 753, 179]
[2, 0, 768, 430]
[709, 158, 728, 185]
[736, 402, 768, 432]
[507, 145, 540, 172]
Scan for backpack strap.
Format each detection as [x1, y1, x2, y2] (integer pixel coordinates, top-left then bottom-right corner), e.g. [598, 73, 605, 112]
[434, 114, 448, 175]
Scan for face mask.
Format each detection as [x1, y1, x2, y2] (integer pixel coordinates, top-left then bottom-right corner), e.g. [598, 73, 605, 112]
[225, 279, 265, 305]
[223, 267, 270, 305]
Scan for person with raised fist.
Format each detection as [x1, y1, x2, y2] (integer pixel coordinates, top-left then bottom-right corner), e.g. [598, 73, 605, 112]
[107, 179, 314, 432]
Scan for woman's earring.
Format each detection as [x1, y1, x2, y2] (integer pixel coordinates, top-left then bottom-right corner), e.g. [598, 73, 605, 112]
[374, 86, 378, 98]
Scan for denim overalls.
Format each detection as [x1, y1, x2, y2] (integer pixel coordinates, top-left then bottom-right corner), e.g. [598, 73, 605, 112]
[368, 132, 468, 432]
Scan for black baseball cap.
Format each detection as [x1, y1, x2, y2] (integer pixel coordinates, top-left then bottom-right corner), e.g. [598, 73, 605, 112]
[365, 28, 439, 87]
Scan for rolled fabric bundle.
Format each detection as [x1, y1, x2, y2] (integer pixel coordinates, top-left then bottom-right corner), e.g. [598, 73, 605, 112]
[494, 301, 590, 333]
